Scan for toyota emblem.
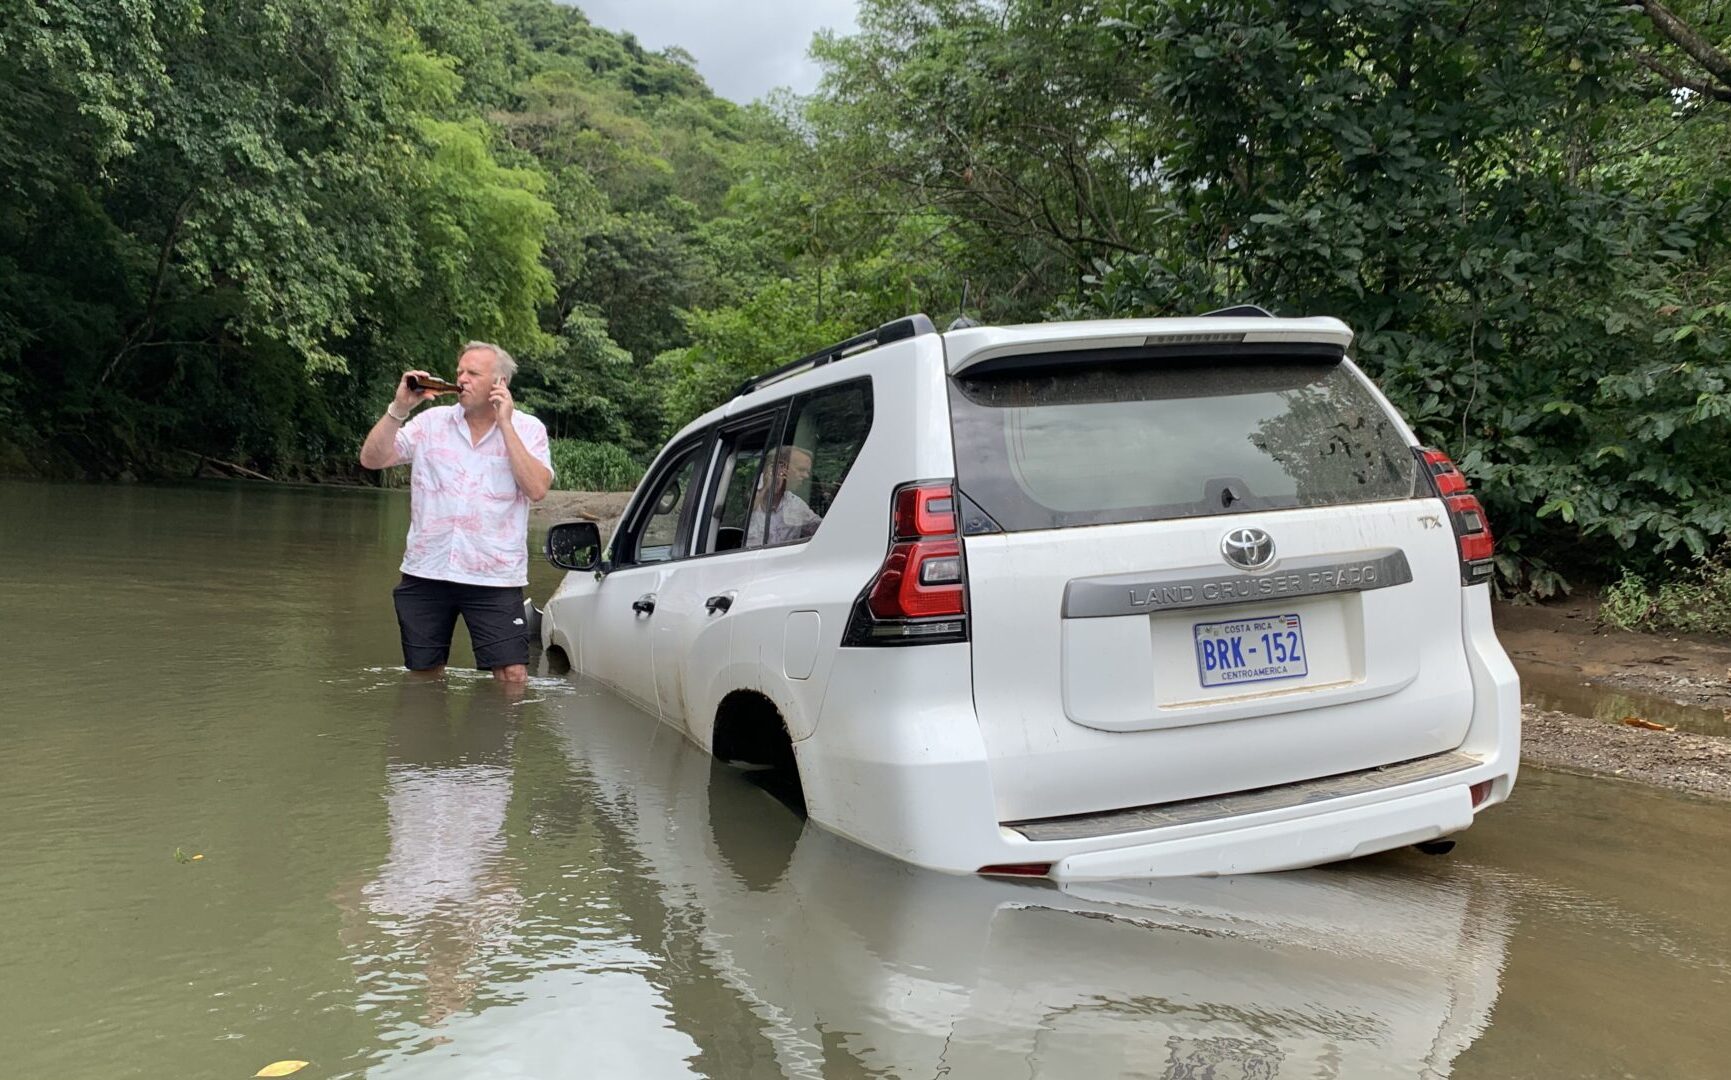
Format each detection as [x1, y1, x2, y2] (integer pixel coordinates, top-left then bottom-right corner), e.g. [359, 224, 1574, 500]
[1221, 527, 1275, 571]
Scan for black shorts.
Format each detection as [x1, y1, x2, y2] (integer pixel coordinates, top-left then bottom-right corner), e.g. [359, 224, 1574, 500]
[392, 574, 530, 671]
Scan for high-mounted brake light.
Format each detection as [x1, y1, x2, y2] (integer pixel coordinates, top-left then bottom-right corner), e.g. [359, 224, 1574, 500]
[844, 481, 969, 646]
[1416, 448, 1495, 585]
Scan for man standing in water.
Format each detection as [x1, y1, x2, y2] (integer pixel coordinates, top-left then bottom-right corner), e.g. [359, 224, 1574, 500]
[359, 342, 554, 683]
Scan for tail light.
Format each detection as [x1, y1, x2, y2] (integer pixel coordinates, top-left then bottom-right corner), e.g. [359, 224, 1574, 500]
[843, 481, 969, 646]
[1416, 448, 1495, 585]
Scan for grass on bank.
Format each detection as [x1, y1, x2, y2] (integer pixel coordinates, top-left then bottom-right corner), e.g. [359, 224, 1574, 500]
[1600, 554, 1731, 636]
[550, 439, 642, 492]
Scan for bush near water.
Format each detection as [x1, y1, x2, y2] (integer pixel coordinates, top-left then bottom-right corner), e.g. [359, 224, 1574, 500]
[550, 440, 642, 493]
[1600, 555, 1731, 637]
[2, 0, 1730, 598]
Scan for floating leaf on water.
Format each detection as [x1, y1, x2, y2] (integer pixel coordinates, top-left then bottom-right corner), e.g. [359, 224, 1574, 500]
[255, 1062, 310, 1077]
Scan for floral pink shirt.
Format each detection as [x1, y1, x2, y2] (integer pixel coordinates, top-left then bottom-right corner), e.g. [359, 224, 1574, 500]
[391, 405, 554, 587]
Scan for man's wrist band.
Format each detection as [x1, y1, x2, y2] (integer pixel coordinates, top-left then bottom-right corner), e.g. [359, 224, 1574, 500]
[386, 406, 410, 423]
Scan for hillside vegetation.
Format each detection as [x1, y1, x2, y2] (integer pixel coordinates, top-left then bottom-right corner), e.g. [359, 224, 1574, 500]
[2, 0, 1728, 593]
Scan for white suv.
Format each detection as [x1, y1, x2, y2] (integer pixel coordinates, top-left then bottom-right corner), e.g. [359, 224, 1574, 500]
[540, 309, 1520, 880]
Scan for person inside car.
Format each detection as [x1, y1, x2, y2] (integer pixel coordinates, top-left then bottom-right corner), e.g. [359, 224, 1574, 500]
[747, 445, 821, 546]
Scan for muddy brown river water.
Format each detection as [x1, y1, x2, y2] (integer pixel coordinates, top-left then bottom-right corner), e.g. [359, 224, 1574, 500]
[1518, 661, 1731, 738]
[2, 480, 1729, 1079]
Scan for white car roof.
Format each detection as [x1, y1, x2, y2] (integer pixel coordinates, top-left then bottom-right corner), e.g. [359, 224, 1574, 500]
[664, 313, 1356, 446]
[941, 315, 1354, 375]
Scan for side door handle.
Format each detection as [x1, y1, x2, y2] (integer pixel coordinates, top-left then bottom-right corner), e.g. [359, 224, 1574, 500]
[704, 594, 734, 615]
[632, 594, 657, 616]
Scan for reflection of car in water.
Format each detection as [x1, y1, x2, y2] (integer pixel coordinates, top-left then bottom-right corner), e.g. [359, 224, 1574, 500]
[483, 686, 1510, 1078]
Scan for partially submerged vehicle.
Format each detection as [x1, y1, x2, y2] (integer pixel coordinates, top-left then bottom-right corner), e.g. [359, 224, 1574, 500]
[540, 309, 1520, 879]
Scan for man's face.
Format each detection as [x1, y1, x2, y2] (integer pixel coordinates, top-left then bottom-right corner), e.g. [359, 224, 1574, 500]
[456, 349, 498, 412]
[783, 448, 813, 491]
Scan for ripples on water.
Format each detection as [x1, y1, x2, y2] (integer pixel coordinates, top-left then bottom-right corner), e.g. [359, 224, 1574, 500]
[3, 481, 1730, 1080]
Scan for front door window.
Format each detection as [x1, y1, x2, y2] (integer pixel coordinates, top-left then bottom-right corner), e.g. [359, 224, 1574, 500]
[629, 448, 703, 565]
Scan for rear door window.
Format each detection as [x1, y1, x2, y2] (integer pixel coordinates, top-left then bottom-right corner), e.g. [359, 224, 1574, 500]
[948, 353, 1416, 532]
[749, 378, 873, 548]
[696, 415, 781, 554]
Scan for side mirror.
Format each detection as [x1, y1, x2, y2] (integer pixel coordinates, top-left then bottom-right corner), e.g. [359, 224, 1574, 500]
[546, 520, 602, 572]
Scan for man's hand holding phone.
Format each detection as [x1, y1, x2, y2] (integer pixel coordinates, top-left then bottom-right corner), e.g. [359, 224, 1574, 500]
[488, 376, 514, 422]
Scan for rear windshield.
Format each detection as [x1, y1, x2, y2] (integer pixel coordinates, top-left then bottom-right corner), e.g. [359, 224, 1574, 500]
[948, 352, 1418, 531]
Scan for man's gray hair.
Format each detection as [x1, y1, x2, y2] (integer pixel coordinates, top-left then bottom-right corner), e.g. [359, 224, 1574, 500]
[460, 340, 517, 385]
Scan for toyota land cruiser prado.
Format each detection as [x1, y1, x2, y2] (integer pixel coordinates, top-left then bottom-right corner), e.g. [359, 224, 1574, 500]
[539, 309, 1520, 880]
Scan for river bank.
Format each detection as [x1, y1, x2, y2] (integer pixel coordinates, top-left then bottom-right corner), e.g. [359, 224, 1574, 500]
[1499, 596, 1731, 799]
[1522, 706, 1731, 798]
[534, 489, 632, 530]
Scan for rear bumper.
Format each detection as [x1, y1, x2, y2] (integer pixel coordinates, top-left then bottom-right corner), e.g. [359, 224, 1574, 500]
[799, 587, 1520, 880]
[1007, 751, 1483, 841]
[804, 734, 1510, 880]
[1050, 782, 1475, 879]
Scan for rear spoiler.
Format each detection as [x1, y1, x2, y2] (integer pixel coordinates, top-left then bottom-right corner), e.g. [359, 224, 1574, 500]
[944, 316, 1354, 377]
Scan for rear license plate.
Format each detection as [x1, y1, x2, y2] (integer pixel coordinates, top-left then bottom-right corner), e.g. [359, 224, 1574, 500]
[1194, 613, 1307, 688]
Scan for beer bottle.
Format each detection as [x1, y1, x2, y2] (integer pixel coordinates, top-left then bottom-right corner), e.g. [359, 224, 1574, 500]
[407, 374, 462, 395]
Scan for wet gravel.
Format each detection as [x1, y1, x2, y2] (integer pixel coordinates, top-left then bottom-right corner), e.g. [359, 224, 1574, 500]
[1496, 599, 1731, 796]
[1523, 705, 1731, 800]
[1594, 669, 1731, 710]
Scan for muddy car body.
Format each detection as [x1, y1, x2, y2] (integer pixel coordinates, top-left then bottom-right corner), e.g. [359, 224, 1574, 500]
[540, 311, 1521, 879]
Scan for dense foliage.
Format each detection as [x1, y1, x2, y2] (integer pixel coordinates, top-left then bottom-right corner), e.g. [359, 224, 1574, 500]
[2, 0, 1729, 589]
[782, 0, 1731, 594]
[0, 0, 758, 477]
[1601, 554, 1731, 635]
[548, 437, 642, 491]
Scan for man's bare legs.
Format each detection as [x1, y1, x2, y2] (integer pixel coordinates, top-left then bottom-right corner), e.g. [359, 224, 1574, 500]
[409, 665, 524, 683]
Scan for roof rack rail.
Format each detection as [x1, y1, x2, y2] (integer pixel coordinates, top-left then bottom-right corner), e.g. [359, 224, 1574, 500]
[1200, 304, 1275, 318]
[735, 313, 937, 397]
